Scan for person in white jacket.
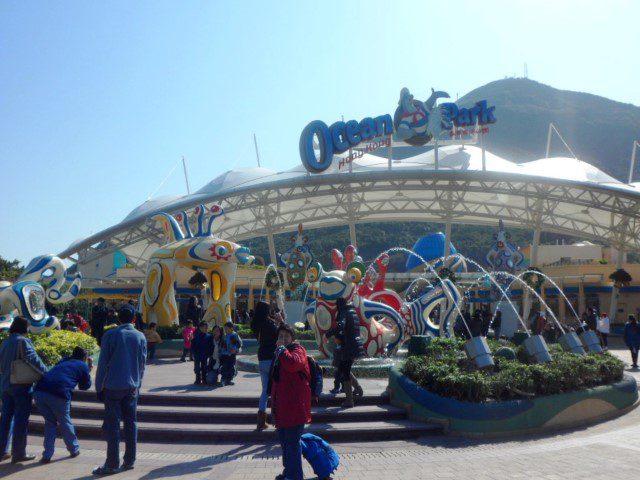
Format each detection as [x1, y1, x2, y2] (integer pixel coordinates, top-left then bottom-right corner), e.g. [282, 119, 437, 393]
[597, 312, 611, 350]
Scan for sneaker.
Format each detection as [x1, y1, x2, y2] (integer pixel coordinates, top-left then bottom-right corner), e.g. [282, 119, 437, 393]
[70, 451, 80, 458]
[39, 456, 51, 464]
[329, 387, 340, 395]
[92, 465, 119, 476]
[180, 358, 186, 362]
[121, 464, 134, 471]
[1, 453, 10, 462]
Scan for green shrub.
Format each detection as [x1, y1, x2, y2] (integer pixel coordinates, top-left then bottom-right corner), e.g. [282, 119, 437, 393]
[401, 337, 625, 403]
[156, 325, 182, 340]
[494, 346, 516, 360]
[0, 331, 98, 367]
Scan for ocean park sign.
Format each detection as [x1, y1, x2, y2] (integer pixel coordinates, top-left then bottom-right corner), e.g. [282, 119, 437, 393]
[299, 87, 497, 173]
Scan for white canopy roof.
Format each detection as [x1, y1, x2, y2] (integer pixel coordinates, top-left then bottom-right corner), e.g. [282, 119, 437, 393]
[60, 145, 640, 272]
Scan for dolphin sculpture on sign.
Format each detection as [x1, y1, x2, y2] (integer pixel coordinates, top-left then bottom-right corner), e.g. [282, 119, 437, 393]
[394, 87, 451, 145]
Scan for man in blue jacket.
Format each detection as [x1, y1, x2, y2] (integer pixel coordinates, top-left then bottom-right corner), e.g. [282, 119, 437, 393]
[0, 316, 48, 464]
[33, 346, 92, 463]
[93, 304, 146, 476]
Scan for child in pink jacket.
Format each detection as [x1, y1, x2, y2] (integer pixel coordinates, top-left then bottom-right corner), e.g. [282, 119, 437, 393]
[180, 320, 195, 362]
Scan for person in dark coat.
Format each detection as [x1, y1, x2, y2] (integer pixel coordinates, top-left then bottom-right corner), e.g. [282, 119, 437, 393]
[270, 324, 311, 480]
[470, 310, 483, 337]
[586, 308, 598, 332]
[186, 296, 202, 324]
[333, 298, 364, 408]
[624, 314, 640, 368]
[492, 310, 502, 339]
[90, 298, 108, 346]
[250, 301, 280, 430]
[191, 322, 213, 385]
[480, 307, 492, 337]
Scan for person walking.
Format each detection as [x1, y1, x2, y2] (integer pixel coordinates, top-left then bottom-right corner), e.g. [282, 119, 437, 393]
[624, 315, 640, 368]
[250, 301, 280, 430]
[597, 312, 610, 350]
[93, 304, 146, 476]
[143, 323, 163, 363]
[33, 347, 92, 463]
[90, 297, 108, 346]
[586, 307, 598, 332]
[191, 321, 213, 385]
[335, 297, 365, 408]
[180, 320, 195, 362]
[0, 316, 48, 464]
[492, 310, 502, 340]
[270, 324, 311, 480]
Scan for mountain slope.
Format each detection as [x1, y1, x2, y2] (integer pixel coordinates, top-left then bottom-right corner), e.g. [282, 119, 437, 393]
[458, 78, 640, 181]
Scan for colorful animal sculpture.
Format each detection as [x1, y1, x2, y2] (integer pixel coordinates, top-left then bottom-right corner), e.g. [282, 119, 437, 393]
[486, 220, 524, 274]
[393, 87, 452, 146]
[0, 255, 82, 333]
[141, 204, 254, 327]
[305, 246, 462, 358]
[278, 223, 314, 290]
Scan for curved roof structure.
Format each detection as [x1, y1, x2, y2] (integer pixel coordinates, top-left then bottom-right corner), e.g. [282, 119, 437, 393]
[60, 145, 640, 273]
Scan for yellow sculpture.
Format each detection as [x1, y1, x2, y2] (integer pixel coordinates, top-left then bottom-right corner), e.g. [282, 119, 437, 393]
[141, 204, 254, 327]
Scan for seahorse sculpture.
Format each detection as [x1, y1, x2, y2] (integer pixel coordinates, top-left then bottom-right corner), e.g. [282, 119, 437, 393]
[141, 204, 254, 327]
[0, 255, 82, 333]
[486, 219, 524, 274]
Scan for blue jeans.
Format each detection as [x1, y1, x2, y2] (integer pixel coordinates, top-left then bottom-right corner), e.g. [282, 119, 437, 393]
[103, 388, 138, 469]
[33, 391, 79, 459]
[258, 360, 272, 411]
[277, 425, 304, 480]
[0, 387, 32, 459]
[194, 358, 208, 382]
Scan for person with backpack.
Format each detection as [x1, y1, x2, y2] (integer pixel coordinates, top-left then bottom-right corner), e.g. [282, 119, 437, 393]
[327, 327, 362, 398]
[250, 301, 280, 430]
[220, 321, 242, 386]
[270, 323, 311, 480]
[333, 298, 364, 408]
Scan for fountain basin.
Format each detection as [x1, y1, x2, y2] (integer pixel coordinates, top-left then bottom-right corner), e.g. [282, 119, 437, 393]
[464, 337, 495, 369]
[389, 367, 639, 435]
[237, 350, 406, 378]
[523, 335, 553, 363]
[558, 332, 586, 355]
[580, 330, 603, 354]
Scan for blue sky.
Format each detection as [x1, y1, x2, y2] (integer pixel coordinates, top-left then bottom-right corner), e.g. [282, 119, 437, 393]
[1, 0, 638, 264]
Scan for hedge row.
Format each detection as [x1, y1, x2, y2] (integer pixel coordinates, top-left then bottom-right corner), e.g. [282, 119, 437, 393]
[0, 330, 98, 367]
[402, 337, 624, 403]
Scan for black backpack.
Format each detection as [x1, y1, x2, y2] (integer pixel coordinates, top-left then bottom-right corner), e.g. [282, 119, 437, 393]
[307, 355, 324, 397]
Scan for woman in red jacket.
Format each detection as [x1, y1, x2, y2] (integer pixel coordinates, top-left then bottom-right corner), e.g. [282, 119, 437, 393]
[270, 324, 311, 480]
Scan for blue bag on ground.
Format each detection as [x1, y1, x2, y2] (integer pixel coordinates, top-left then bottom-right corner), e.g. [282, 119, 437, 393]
[300, 433, 339, 478]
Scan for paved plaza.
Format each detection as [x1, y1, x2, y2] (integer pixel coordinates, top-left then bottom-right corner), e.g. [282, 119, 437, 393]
[1, 338, 638, 480]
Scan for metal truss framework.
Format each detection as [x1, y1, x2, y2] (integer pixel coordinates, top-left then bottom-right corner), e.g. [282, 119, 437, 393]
[61, 170, 640, 271]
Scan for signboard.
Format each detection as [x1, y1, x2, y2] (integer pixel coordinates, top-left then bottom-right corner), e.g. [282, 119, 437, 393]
[299, 87, 496, 173]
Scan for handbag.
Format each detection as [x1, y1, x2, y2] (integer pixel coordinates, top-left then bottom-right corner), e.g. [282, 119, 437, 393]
[10, 339, 44, 385]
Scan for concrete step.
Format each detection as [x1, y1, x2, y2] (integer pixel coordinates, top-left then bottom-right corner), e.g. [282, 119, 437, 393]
[34, 402, 406, 424]
[72, 390, 389, 408]
[28, 416, 442, 443]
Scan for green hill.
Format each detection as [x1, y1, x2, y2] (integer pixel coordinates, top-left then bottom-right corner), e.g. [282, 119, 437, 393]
[458, 78, 640, 180]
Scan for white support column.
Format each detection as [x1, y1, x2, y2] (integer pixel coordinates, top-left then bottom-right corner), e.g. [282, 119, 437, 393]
[443, 220, 452, 263]
[349, 221, 357, 247]
[609, 247, 625, 323]
[523, 227, 541, 322]
[267, 232, 277, 267]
